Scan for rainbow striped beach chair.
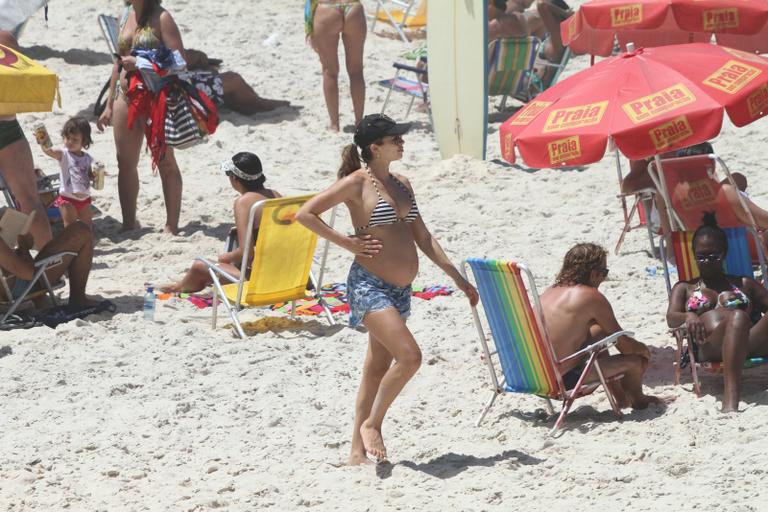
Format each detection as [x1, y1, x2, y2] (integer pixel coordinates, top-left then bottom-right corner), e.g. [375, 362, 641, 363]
[659, 228, 768, 396]
[462, 258, 631, 434]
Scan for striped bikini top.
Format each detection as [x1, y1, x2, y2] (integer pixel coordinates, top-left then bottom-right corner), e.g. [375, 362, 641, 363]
[356, 168, 420, 232]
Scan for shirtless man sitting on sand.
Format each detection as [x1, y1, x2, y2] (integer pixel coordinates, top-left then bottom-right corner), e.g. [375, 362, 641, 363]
[540, 243, 662, 409]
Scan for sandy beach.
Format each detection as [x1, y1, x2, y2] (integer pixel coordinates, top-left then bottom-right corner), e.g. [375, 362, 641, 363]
[2, 0, 768, 510]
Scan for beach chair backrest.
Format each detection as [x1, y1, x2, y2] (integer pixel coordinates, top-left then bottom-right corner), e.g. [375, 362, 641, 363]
[487, 37, 539, 98]
[652, 155, 740, 230]
[374, 0, 427, 34]
[238, 195, 318, 307]
[467, 258, 561, 398]
[98, 14, 120, 59]
[671, 227, 754, 282]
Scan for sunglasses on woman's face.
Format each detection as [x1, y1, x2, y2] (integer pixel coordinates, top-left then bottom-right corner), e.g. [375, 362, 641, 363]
[695, 252, 724, 263]
[597, 267, 609, 277]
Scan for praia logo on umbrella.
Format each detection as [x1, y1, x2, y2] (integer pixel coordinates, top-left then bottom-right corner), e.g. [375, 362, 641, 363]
[610, 4, 642, 27]
[649, 115, 693, 150]
[547, 136, 581, 165]
[622, 84, 695, 124]
[542, 101, 608, 133]
[566, 15, 580, 42]
[702, 8, 739, 31]
[704, 60, 762, 94]
[747, 84, 768, 118]
[508, 101, 553, 126]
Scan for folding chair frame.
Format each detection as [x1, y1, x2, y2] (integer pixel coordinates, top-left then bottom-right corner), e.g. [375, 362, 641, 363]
[0, 173, 60, 211]
[515, 47, 572, 104]
[461, 259, 630, 435]
[380, 61, 429, 120]
[370, 0, 422, 43]
[200, 201, 337, 339]
[95, 14, 121, 117]
[0, 251, 74, 326]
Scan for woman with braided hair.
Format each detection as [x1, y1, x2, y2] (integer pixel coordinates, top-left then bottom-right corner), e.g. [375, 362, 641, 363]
[667, 212, 768, 412]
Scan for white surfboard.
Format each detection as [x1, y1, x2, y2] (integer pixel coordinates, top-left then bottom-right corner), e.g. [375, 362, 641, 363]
[427, 0, 488, 160]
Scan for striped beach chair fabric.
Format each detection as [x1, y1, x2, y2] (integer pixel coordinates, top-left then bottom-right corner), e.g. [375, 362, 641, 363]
[487, 37, 539, 111]
[662, 228, 768, 396]
[462, 258, 629, 434]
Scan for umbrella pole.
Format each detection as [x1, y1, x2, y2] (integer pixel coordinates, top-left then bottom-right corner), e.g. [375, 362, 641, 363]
[613, 145, 628, 224]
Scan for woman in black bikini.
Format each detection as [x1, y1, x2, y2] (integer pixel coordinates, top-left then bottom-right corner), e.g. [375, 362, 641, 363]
[297, 114, 478, 464]
[667, 212, 768, 412]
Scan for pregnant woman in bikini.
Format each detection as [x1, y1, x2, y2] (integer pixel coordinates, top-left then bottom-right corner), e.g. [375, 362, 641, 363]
[297, 114, 479, 464]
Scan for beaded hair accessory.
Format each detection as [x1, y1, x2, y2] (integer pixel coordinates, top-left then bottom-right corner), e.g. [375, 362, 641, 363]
[221, 159, 262, 181]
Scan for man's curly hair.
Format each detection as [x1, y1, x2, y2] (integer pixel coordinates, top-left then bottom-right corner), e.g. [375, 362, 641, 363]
[554, 243, 607, 287]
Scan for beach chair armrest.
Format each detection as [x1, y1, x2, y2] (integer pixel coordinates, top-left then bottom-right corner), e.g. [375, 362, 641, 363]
[393, 62, 426, 75]
[559, 330, 634, 363]
[616, 187, 655, 200]
[34, 251, 77, 270]
[195, 257, 238, 284]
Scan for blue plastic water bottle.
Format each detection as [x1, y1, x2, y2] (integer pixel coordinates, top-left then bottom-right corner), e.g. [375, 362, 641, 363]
[143, 285, 156, 321]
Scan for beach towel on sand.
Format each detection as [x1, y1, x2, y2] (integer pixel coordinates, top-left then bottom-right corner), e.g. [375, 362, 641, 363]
[156, 283, 455, 316]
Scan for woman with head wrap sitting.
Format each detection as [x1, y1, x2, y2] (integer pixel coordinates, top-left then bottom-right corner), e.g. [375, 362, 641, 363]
[160, 152, 281, 294]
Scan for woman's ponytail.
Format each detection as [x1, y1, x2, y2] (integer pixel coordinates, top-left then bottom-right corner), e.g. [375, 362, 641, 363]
[338, 144, 362, 179]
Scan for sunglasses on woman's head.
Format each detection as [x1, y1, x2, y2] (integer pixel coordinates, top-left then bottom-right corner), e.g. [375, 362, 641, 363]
[694, 252, 724, 263]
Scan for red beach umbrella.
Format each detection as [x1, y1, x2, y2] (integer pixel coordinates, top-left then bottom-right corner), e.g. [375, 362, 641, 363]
[499, 43, 768, 169]
[563, 0, 768, 57]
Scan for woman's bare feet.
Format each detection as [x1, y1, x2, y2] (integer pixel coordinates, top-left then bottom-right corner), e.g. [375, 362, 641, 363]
[631, 394, 671, 410]
[163, 224, 179, 235]
[159, 282, 184, 294]
[348, 451, 374, 466]
[68, 296, 103, 308]
[360, 420, 387, 461]
[256, 97, 291, 112]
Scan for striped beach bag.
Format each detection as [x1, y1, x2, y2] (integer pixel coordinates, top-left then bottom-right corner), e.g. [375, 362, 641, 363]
[164, 81, 218, 149]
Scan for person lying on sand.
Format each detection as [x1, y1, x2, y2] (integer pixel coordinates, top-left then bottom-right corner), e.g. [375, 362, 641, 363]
[540, 243, 662, 409]
[160, 152, 280, 294]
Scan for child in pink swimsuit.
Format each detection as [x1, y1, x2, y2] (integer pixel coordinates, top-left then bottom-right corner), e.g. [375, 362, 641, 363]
[39, 117, 95, 227]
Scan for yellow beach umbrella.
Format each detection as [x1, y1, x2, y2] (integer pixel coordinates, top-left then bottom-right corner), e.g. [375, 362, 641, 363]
[0, 43, 60, 115]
